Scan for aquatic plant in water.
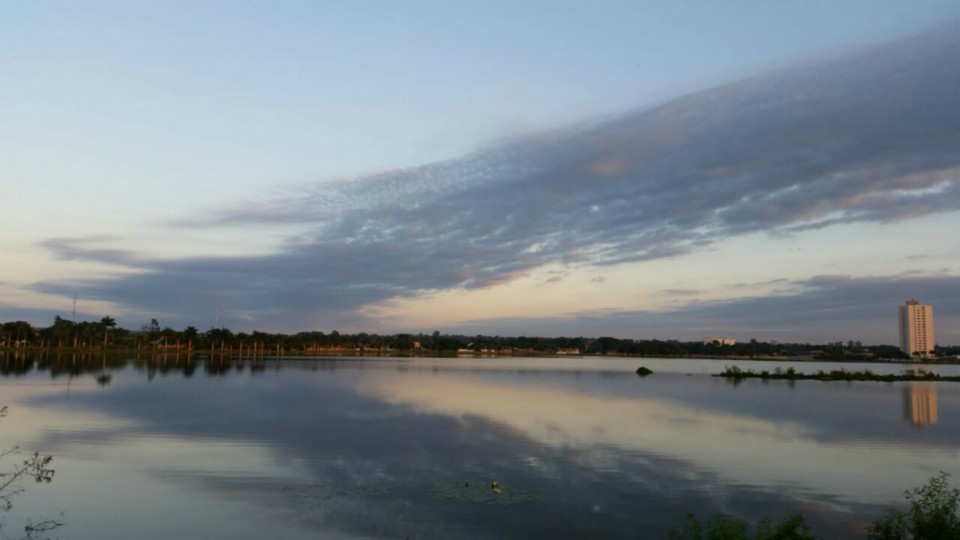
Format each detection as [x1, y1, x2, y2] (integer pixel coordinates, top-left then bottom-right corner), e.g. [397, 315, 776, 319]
[430, 481, 542, 505]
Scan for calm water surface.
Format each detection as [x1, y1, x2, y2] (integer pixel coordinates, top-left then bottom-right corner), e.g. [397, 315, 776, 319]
[2, 354, 959, 539]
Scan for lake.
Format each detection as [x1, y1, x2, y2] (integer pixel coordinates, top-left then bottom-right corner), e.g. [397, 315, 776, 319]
[2, 354, 959, 539]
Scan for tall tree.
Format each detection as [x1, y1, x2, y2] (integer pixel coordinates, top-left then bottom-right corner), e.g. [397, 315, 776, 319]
[183, 326, 199, 350]
[100, 316, 116, 347]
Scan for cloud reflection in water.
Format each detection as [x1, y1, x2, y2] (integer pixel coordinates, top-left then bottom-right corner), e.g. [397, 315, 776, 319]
[10, 359, 960, 539]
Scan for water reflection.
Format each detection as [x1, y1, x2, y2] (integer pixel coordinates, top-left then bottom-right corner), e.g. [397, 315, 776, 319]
[903, 384, 939, 427]
[3, 354, 960, 539]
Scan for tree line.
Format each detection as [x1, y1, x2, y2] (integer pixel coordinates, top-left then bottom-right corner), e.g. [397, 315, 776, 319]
[1, 316, 957, 359]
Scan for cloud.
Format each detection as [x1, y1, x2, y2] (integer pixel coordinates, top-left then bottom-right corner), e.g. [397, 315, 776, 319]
[662, 289, 700, 296]
[32, 25, 960, 332]
[39, 237, 147, 267]
[0, 305, 75, 326]
[445, 274, 960, 345]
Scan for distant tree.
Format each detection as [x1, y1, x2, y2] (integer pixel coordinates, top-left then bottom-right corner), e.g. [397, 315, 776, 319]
[74, 321, 100, 348]
[100, 316, 116, 347]
[161, 327, 179, 347]
[50, 316, 74, 348]
[1, 322, 35, 348]
[587, 337, 621, 355]
[395, 334, 415, 350]
[183, 326, 199, 349]
[205, 327, 234, 350]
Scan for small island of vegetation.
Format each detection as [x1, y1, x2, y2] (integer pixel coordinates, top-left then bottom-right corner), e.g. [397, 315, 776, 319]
[715, 365, 960, 383]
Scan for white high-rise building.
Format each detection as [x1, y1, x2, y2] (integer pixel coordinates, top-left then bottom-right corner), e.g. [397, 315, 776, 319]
[899, 299, 935, 358]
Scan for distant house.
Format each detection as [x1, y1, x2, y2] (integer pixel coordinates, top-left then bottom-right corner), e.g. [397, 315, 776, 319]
[704, 336, 736, 346]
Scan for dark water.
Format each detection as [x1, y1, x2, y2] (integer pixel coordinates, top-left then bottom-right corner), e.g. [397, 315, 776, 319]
[2, 354, 959, 539]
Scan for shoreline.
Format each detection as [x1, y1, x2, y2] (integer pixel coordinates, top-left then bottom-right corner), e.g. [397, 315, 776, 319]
[1, 346, 957, 365]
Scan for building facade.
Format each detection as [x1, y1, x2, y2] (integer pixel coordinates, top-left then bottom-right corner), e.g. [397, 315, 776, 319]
[899, 299, 935, 358]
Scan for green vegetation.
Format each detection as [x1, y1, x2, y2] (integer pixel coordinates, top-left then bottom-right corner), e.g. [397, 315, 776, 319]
[673, 473, 960, 540]
[636, 366, 654, 376]
[867, 472, 960, 540]
[2, 317, 948, 359]
[715, 366, 960, 382]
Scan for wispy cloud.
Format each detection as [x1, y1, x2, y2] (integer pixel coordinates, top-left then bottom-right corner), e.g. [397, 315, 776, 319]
[662, 289, 700, 296]
[32, 25, 960, 332]
[40, 237, 147, 267]
[447, 274, 960, 345]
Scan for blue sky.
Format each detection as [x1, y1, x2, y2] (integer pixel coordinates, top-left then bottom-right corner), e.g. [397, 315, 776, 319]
[2, 1, 959, 344]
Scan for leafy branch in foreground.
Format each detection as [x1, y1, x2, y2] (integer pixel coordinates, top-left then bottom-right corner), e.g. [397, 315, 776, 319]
[866, 471, 960, 540]
[24, 518, 63, 540]
[1, 406, 60, 540]
[0, 451, 55, 511]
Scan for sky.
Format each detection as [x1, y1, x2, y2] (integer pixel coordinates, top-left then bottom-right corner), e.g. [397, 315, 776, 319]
[2, 1, 959, 344]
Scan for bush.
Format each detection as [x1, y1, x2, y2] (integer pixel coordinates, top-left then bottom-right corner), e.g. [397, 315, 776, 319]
[672, 474, 960, 540]
[866, 472, 960, 540]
